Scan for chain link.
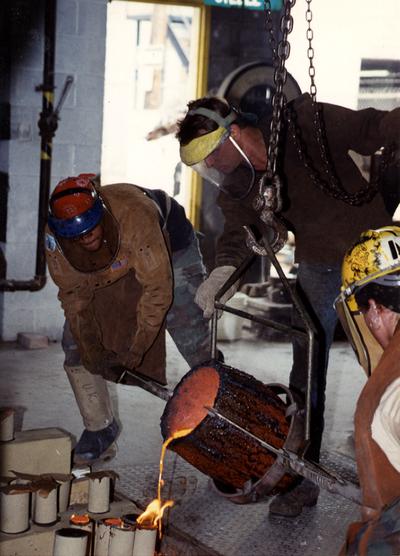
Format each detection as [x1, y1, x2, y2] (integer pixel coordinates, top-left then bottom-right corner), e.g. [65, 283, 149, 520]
[264, 0, 296, 178]
[292, 0, 383, 205]
[264, 0, 277, 65]
[305, 0, 317, 99]
[285, 104, 395, 205]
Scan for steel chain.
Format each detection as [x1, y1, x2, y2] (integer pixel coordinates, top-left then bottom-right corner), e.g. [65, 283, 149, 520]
[264, 0, 296, 178]
[305, 0, 317, 100]
[285, 104, 394, 205]
[298, 0, 382, 205]
[244, 0, 297, 254]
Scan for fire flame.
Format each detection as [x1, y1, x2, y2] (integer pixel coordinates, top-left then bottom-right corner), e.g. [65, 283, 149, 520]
[136, 428, 193, 533]
[136, 498, 174, 529]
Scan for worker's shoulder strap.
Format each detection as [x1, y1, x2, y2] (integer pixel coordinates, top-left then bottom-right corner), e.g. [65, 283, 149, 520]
[136, 186, 172, 230]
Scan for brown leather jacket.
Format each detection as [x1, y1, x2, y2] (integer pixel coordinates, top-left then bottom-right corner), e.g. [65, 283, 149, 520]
[217, 93, 400, 267]
[46, 183, 173, 383]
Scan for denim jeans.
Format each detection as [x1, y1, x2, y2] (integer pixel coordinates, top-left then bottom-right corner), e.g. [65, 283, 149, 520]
[289, 262, 342, 462]
[167, 234, 211, 367]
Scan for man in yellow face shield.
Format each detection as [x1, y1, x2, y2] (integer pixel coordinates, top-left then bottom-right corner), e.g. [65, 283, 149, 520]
[177, 94, 400, 517]
[335, 226, 400, 555]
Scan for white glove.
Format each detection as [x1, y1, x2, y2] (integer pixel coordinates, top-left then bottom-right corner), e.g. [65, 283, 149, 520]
[195, 266, 238, 319]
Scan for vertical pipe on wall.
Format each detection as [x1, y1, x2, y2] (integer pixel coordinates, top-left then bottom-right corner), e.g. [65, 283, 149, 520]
[35, 0, 57, 284]
[0, 0, 57, 292]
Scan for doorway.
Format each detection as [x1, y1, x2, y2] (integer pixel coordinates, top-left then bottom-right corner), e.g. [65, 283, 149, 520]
[101, 0, 206, 214]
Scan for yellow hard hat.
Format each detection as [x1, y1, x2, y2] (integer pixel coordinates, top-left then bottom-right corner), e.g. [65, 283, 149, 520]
[340, 226, 400, 311]
[335, 226, 400, 375]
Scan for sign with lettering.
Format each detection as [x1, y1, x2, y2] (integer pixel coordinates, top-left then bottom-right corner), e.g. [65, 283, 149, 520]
[204, 0, 283, 10]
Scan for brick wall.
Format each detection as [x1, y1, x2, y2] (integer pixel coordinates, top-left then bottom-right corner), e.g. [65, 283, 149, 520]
[0, 0, 107, 340]
[0, 1, 273, 340]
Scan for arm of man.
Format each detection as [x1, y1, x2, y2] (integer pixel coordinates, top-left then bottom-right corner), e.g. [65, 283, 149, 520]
[319, 101, 400, 156]
[190, 190, 259, 319]
[119, 202, 173, 369]
[215, 189, 259, 268]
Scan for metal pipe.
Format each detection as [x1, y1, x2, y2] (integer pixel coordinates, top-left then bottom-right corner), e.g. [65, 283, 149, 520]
[210, 236, 316, 444]
[210, 253, 255, 359]
[214, 301, 308, 339]
[0, 0, 72, 292]
[117, 369, 172, 401]
[205, 405, 362, 505]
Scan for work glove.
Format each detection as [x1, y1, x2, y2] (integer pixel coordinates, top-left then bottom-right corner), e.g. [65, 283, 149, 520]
[195, 265, 238, 319]
[117, 349, 143, 371]
[83, 349, 125, 382]
[100, 350, 144, 383]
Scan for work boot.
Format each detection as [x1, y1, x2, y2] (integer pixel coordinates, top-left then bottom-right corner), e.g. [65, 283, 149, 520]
[73, 419, 120, 466]
[269, 479, 320, 518]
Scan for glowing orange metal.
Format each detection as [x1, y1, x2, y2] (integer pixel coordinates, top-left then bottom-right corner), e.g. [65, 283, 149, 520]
[136, 428, 193, 534]
[70, 513, 90, 525]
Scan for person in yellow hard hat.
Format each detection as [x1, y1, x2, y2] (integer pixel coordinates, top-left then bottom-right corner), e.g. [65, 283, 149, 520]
[335, 226, 400, 555]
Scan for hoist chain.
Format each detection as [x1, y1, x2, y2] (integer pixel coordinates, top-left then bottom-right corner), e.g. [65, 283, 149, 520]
[264, 0, 277, 64]
[245, 0, 297, 254]
[264, 0, 296, 178]
[245, 0, 296, 254]
[285, 105, 396, 205]
[305, 0, 317, 100]
[296, 0, 383, 205]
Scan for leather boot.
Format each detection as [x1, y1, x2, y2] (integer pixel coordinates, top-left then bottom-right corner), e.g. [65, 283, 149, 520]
[74, 419, 120, 465]
[269, 479, 320, 518]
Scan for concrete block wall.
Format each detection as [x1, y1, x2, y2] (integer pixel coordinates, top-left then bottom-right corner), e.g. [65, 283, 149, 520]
[0, 0, 107, 341]
[0, 1, 275, 340]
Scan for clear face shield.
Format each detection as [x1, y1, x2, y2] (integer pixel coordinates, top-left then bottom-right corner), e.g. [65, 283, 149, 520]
[334, 289, 384, 377]
[180, 124, 256, 201]
[49, 198, 120, 273]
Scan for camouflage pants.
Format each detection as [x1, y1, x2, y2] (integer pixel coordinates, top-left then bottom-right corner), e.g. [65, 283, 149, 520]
[167, 235, 211, 367]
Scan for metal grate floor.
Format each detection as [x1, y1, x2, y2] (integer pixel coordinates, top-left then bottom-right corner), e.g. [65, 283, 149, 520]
[116, 451, 359, 556]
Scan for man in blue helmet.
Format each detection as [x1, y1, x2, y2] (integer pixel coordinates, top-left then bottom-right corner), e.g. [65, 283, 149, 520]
[46, 174, 211, 464]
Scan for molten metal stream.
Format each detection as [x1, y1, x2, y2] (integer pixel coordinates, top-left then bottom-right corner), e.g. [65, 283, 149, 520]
[136, 428, 193, 533]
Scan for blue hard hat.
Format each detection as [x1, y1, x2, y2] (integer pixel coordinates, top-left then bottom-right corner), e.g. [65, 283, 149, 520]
[48, 196, 104, 239]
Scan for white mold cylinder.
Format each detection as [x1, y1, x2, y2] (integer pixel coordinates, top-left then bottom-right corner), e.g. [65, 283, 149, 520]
[53, 527, 89, 556]
[94, 520, 111, 556]
[0, 408, 15, 442]
[58, 480, 71, 513]
[108, 524, 135, 556]
[34, 486, 58, 525]
[0, 488, 30, 534]
[87, 476, 110, 514]
[132, 526, 157, 556]
[69, 514, 93, 555]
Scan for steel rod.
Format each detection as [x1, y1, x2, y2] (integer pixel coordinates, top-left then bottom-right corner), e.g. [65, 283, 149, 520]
[205, 405, 361, 505]
[118, 369, 172, 401]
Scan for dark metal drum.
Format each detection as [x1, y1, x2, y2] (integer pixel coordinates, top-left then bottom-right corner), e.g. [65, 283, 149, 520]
[160, 361, 305, 504]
